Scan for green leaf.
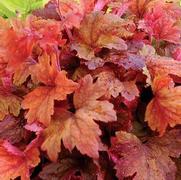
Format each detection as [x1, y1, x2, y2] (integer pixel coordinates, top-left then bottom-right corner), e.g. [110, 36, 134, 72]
[0, 0, 49, 18]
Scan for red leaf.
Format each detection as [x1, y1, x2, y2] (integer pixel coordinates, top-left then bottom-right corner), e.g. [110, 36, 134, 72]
[0, 16, 65, 82]
[0, 116, 25, 144]
[172, 47, 181, 61]
[39, 157, 101, 180]
[33, 0, 60, 20]
[109, 130, 181, 180]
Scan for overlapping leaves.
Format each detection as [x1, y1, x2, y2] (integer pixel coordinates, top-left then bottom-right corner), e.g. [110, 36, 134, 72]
[41, 74, 117, 161]
[0, 0, 180, 179]
[109, 130, 181, 180]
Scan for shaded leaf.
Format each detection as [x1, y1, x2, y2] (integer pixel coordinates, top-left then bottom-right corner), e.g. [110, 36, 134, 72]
[0, 88, 21, 120]
[0, 116, 25, 144]
[33, 0, 60, 20]
[109, 130, 181, 180]
[39, 157, 101, 180]
[96, 71, 139, 100]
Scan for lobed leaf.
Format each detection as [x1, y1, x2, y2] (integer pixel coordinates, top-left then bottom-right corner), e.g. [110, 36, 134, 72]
[22, 53, 78, 126]
[41, 75, 117, 161]
[0, 138, 40, 180]
[145, 76, 181, 135]
[109, 130, 181, 180]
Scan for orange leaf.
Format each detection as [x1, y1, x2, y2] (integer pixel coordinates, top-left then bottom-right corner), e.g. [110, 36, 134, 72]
[22, 53, 78, 126]
[0, 139, 40, 180]
[145, 76, 181, 136]
[74, 74, 107, 108]
[74, 11, 132, 51]
[41, 75, 117, 161]
[129, 0, 160, 17]
[41, 109, 72, 162]
[13, 61, 34, 86]
[41, 108, 106, 161]
[0, 89, 21, 120]
[74, 75, 117, 123]
[62, 109, 106, 159]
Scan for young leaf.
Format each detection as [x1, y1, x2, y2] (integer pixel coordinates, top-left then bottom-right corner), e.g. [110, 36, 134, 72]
[0, 0, 49, 18]
[109, 130, 181, 180]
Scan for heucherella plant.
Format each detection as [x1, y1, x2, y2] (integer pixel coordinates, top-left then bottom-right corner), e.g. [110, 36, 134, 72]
[0, 0, 181, 179]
